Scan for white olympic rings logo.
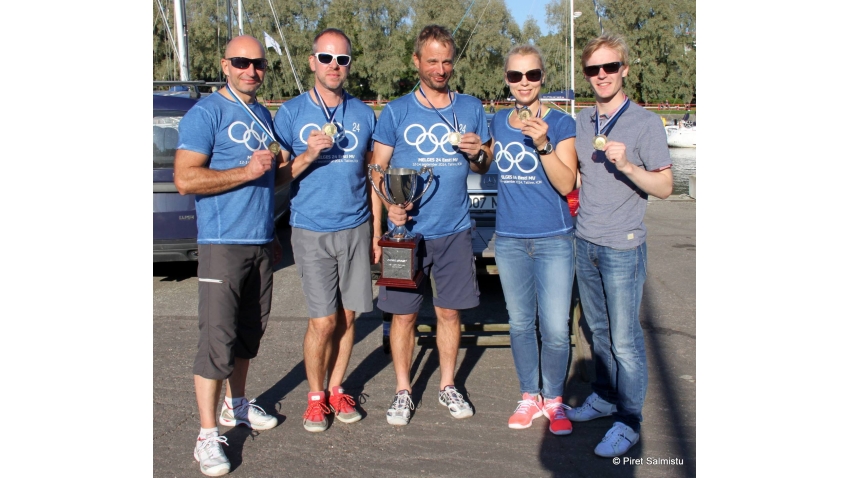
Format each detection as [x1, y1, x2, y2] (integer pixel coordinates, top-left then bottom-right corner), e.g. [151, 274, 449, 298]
[494, 140, 539, 173]
[228, 121, 270, 152]
[298, 123, 359, 152]
[403, 123, 456, 155]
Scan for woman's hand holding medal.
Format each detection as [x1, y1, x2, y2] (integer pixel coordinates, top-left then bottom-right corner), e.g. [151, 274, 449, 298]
[520, 117, 549, 151]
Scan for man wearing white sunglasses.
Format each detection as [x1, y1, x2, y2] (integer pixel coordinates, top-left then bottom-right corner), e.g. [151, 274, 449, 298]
[273, 28, 377, 433]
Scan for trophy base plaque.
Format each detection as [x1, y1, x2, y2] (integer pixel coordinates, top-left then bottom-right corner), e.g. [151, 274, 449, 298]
[376, 233, 424, 289]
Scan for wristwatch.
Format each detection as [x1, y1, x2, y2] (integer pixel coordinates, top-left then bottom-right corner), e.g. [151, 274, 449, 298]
[470, 149, 486, 165]
[535, 142, 554, 156]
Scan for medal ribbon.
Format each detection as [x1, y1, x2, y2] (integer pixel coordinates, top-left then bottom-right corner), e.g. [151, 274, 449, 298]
[224, 83, 275, 147]
[514, 100, 542, 119]
[419, 87, 460, 134]
[594, 98, 631, 137]
[313, 86, 346, 128]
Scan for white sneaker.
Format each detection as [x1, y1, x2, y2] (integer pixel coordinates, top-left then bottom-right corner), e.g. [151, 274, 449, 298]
[387, 390, 415, 426]
[438, 386, 473, 419]
[594, 422, 639, 457]
[219, 398, 278, 430]
[565, 392, 616, 422]
[194, 435, 231, 477]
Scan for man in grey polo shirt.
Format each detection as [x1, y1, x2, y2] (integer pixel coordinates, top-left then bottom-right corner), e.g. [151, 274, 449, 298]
[566, 34, 673, 458]
[175, 35, 282, 476]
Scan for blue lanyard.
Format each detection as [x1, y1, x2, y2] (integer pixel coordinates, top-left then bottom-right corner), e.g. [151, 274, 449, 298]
[313, 86, 345, 126]
[595, 98, 630, 137]
[419, 87, 460, 133]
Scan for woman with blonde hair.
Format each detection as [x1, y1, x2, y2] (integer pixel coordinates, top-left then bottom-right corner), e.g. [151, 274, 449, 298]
[490, 44, 579, 436]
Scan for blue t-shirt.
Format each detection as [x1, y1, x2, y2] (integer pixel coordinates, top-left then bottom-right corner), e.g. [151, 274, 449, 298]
[177, 92, 276, 244]
[372, 92, 490, 240]
[490, 108, 576, 238]
[273, 91, 376, 232]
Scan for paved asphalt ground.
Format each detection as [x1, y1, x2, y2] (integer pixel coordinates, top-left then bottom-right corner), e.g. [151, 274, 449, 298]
[153, 197, 696, 478]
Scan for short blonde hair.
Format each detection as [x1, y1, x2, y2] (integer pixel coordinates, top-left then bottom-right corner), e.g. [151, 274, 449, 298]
[504, 44, 545, 75]
[581, 34, 629, 67]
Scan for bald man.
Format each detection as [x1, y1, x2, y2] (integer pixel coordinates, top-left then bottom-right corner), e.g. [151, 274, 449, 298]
[175, 35, 283, 477]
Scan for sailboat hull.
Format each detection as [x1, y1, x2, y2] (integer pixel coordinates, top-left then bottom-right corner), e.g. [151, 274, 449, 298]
[666, 125, 696, 148]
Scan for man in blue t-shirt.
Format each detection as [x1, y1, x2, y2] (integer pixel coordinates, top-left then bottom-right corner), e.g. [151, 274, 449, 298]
[370, 25, 493, 426]
[272, 28, 376, 434]
[175, 35, 282, 477]
[566, 34, 673, 458]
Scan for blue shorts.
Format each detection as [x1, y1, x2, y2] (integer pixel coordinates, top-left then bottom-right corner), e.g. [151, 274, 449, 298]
[378, 229, 480, 314]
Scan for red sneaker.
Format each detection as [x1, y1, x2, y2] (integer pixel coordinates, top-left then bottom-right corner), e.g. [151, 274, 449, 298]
[508, 393, 544, 429]
[329, 386, 363, 424]
[303, 391, 330, 432]
[543, 397, 573, 435]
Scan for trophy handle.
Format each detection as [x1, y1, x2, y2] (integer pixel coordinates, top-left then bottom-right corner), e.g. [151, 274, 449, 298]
[367, 164, 393, 205]
[408, 167, 434, 204]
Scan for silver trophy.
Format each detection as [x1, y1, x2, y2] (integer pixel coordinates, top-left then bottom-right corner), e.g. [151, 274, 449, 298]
[367, 166, 434, 240]
[367, 165, 434, 288]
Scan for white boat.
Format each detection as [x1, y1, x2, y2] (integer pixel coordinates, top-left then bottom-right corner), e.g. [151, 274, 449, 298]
[666, 123, 696, 148]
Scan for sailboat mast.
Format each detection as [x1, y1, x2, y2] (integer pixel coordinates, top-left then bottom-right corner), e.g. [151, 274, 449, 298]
[173, 0, 190, 81]
[238, 0, 244, 36]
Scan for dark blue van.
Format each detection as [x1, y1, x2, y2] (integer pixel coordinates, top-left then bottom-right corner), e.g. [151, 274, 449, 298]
[153, 93, 289, 262]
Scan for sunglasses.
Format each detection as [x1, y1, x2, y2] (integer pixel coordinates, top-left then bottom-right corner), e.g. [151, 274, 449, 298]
[583, 61, 622, 76]
[227, 57, 268, 70]
[315, 52, 352, 66]
[506, 69, 543, 83]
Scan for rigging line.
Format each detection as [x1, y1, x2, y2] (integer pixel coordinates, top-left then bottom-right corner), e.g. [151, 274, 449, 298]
[409, 0, 480, 94]
[155, 0, 179, 65]
[456, 0, 493, 62]
[266, 0, 304, 94]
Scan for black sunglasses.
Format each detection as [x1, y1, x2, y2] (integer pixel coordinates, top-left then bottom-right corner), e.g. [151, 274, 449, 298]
[506, 69, 543, 83]
[227, 57, 268, 70]
[315, 52, 352, 66]
[583, 61, 622, 76]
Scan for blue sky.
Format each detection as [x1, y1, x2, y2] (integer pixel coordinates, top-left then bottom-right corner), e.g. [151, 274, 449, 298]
[504, 0, 551, 36]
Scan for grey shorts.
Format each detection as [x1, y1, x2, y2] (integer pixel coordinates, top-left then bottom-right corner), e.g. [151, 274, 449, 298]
[378, 228, 480, 314]
[291, 221, 374, 318]
[193, 243, 273, 380]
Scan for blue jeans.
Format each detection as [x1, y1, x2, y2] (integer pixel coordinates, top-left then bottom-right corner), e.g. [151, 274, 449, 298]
[495, 233, 575, 400]
[575, 237, 648, 432]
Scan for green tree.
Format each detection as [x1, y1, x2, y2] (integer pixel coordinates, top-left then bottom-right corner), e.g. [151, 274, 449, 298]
[321, 0, 414, 101]
[152, 0, 694, 104]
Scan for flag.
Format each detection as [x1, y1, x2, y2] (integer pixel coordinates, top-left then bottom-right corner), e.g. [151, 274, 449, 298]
[264, 31, 282, 56]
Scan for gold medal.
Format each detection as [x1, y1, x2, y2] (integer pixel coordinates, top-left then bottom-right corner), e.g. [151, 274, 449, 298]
[593, 134, 608, 150]
[322, 123, 338, 137]
[518, 107, 532, 121]
[268, 142, 281, 155]
[448, 131, 462, 146]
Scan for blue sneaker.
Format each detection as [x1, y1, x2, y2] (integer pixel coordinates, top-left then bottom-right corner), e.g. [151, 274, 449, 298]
[594, 422, 639, 457]
[566, 392, 616, 422]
